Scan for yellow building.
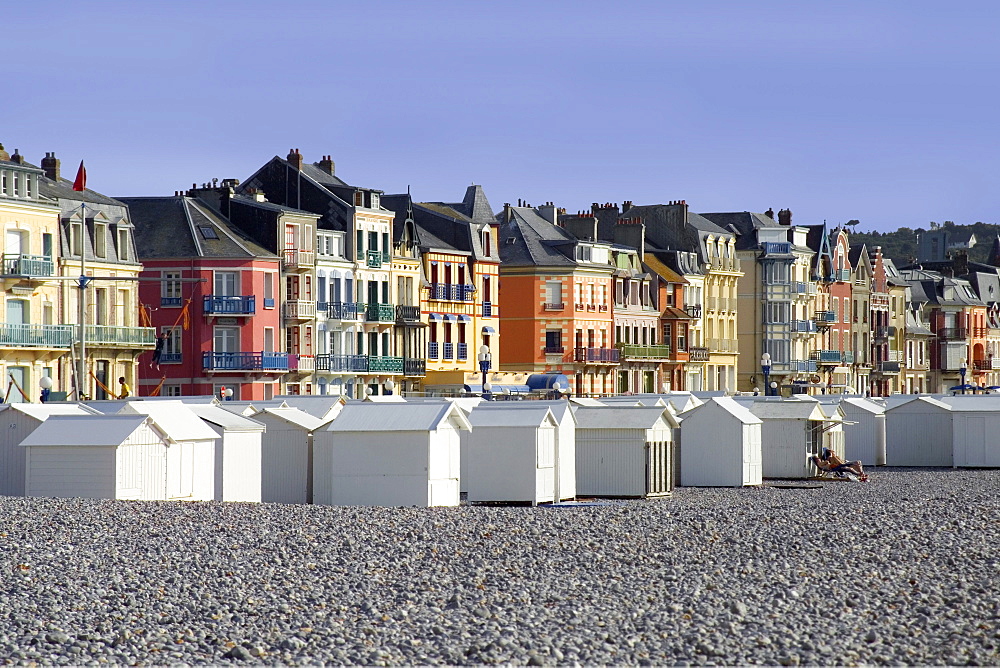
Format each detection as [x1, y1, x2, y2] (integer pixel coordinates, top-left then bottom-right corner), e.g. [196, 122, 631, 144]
[0, 148, 67, 402]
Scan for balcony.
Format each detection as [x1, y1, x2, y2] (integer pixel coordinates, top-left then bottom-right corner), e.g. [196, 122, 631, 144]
[264, 298, 275, 308]
[617, 344, 671, 360]
[369, 356, 404, 374]
[835, 269, 852, 282]
[688, 346, 710, 362]
[810, 350, 843, 365]
[0, 323, 72, 348]
[315, 353, 368, 373]
[203, 295, 255, 315]
[543, 303, 565, 311]
[404, 358, 426, 376]
[365, 303, 395, 322]
[86, 325, 156, 347]
[937, 327, 967, 340]
[284, 300, 317, 320]
[875, 361, 900, 375]
[366, 249, 383, 268]
[598, 304, 608, 312]
[813, 311, 835, 328]
[973, 358, 1000, 370]
[328, 301, 360, 320]
[2, 253, 54, 277]
[429, 283, 475, 302]
[160, 297, 183, 307]
[159, 353, 182, 364]
[791, 359, 818, 373]
[483, 301, 493, 318]
[842, 351, 855, 364]
[283, 249, 315, 269]
[396, 304, 420, 322]
[288, 354, 315, 373]
[791, 319, 817, 334]
[544, 345, 565, 355]
[685, 304, 702, 318]
[428, 341, 439, 359]
[457, 342, 468, 360]
[761, 241, 792, 255]
[971, 327, 989, 338]
[202, 351, 289, 372]
[574, 347, 621, 363]
[443, 342, 454, 359]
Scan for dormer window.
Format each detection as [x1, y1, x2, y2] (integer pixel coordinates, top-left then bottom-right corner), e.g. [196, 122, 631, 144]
[354, 191, 364, 207]
[25, 175, 32, 199]
[370, 193, 379, 209]
[95, 223, 107, 258]
[118, 229, 129, 261]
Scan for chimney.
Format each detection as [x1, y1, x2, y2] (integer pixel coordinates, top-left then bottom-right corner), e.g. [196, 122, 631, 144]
[538, 202, 558, 224]
[0, 144, 8, 161]
[318, 155, 335, 175]
[41, 152, 60, 181]
[953, 249, 969, 277]
[563, 214, 598, 241]
[623, 200, 633, 213]
[613, 217, 645, 260]
[778, 208, 792, 226]
[503, 202, 513, 224]
[765, 208, 774, 219]
[10, 149, 24, 165]
[287, 148, 303, 170]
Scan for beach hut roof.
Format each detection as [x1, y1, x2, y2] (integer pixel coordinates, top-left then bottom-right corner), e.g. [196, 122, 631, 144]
[468, 406, 557, 428]
[118, 402, 219, 441]
[744, 401, 829, 420]
[681, 396, 762, 424]
[251, 407, 327, 431]
[1, 403, 97, 420]
[325, 402, 472, 432]
[572, 405, 679, 429]
[187, 405, 265, 431]
[936, 395, 1000, 412]
[20, 414, 153, 447]
[884, 396, 952, 412]
[840, 398, 885, 415]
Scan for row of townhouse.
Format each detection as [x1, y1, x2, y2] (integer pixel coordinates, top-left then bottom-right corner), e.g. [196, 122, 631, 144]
[1, 147, 153, 402]
[7, 142, 999, 402]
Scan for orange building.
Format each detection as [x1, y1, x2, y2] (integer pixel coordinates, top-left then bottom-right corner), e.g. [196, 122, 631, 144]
[498, 205, 617, 395]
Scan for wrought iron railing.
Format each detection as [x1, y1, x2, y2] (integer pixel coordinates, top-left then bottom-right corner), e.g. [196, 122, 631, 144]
[0, 323, 72, 348]
[366, 249, 382, 268]
[2, 253, 54, 276]
[688, 346, 710, 361]
[328, 301, 360, 320]
[396, 304, 420, 321]
[203, 295, 255, 315]
[202, 351, 289, 371]
[443, 342, 454, 359]
[617, 344, 671, 359]
[161, 297, 182, 307]
[369, 356, 404, 373]
[457, 342, 468, 360]
[404, 358, 426, 376]
[483, 301, 493, 317]
[86, 325, 156, 346]
[573, 347, 620, 363]
[284, 300, 317, 319]
[365, 303, 395, 322]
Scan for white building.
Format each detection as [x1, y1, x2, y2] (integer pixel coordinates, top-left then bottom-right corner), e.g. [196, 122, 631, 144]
[188, 404, 266, 502]
[678, 396, 762, 487]
[465, 406, 558, 505]
[0, 403, 97, 496]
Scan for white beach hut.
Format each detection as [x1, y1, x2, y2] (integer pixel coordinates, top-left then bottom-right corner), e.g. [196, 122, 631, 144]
[270, 395, 346, 423]
[314, 402, 471, 507]
[832, 398, 886, 466]
[21, 414, 181, 500]
[249, 407, 326, 504]
[885, 396, 954, 466]
[187, 405, 266, 502]
[470, 400, 577, 501]
[571, 405, 678, 498]
[118, 401, 220, 501]
[741, 399, 842, 479]
[678, 397, 763, 487]
[465, 406, 558, 505]
[0, 403, 98, 497]
[936, 396, 1000, 467]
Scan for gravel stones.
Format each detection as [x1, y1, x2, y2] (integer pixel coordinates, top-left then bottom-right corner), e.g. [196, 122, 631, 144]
[0, 468, 998, 665]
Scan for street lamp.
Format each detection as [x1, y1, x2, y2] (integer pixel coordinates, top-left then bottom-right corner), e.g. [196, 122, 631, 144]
[752, 386, 760, 396]
[221, 386, 234, 401]
[483, 381, 493, 401]
[383, 379, 395, 396]
[960, 358, 968, 394]
[760, 353, 772, 396]
[477, 344, 492, 397]
[770, 381, 778, 396]
[39, 375, 53, 403]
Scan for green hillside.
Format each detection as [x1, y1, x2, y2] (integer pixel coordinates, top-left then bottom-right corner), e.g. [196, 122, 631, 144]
[846, 221, 1000, 266]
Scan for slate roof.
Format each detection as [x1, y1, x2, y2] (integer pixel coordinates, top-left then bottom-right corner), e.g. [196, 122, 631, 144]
[498, 206, 578, 268]
[625, 205, 733, 260]
[121, 196, 278, 260]
[699, 212, 783, 251]
[20, 414, 151, 447]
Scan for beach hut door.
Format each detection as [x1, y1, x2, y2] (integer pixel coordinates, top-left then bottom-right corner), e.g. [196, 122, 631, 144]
[645, 441, 670, 495]
[965, 417, 986, 467]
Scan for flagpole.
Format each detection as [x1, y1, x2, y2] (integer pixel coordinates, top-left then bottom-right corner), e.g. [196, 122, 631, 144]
[73, 161, 88, 401]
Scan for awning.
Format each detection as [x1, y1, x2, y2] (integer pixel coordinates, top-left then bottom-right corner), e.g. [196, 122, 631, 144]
[442, 314, 457, 323]
[458, 314, 471, 323]
[428, 313, 442, 322]
[482, 326, 497, 335]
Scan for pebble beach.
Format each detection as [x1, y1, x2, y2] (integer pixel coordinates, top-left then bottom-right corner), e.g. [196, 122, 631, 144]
[2, 468, 999, 666]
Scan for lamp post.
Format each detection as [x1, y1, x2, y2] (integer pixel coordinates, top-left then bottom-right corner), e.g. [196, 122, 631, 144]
[478, 344, 492, 397]
[770, 381, 778, 396]
[482, 381, 493, 401]
[39, 375, 53, 403]
[383, 379, 395, 396]
[960, 358, 968, 394]
[221, 386, 234, 401]
[760, 353, 772, 396]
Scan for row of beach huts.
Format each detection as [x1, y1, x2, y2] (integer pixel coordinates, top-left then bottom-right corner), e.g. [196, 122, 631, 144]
[0, 391, 996, 507]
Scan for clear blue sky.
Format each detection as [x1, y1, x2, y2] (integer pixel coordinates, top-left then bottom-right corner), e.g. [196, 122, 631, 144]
[6, 0, 999, 232]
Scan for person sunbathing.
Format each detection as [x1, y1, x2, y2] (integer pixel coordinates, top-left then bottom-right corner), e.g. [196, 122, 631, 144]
[811, 448, 869, 481]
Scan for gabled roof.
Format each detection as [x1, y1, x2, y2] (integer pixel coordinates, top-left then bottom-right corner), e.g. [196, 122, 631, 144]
[680, 396, 762, 424]
[268, 395, 345, 420]
[31, 163, 125, 208]
[119, 402, 220, 441]
[467, 406, 556, 428]
[571, 405, 678, 429]
[251, 407, 327, 431]
[20, 414, 153, 447]
[699, 212, 783, 251]
[326, 402, 472, 432]
[187, 405, 265, 432]
[472, 399, 575, 423]
[0, 403, 97, 421]
[122, 196, 278, 260]
[745, 401, 828, 420]
[499, 206, 579, 268]
[840, 398, 885, 415]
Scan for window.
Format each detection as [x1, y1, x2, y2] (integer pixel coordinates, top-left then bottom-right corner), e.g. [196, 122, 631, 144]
[215, 271, 238, 296]
[264, 327, 274, 353]
[163, 327, 182, 360]
[576, 245, 592, 262]
[764, 339, 790, 363]
[483, 231, 491, 257]
[214, 327, 238, 352]
[676, 325, 687, 351]
[198, 226, 218, 240]
[764, 301, 791, 324]
[163, 384, 182, 397]
[355, 191, 364, 207]
[94, 224, 107, 258]
[25, 175, 32, 198]
[117, 230, 128, 261]
[263, 273, 274, 306]
[662, 322, 672, 343]
[545, 330, 562, 351]
[163, 272, 181, 301]
[1, 172, 6, 195]
[545, 281, 561, 305]
[370, 193, 379, 209]
[71, 223, 82, 256]
[12, 172, 19, 197]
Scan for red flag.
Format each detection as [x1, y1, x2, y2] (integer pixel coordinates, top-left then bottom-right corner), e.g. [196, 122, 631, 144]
[72, 161, 86, 191]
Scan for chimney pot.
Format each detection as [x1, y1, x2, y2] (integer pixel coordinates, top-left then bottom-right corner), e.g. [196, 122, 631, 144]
[41, 151, 60, 181]
[287, 149, 303, 170]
